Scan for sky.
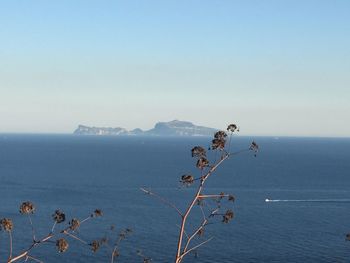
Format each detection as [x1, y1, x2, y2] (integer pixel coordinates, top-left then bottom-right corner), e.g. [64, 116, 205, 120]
[0, 0, 349, 137]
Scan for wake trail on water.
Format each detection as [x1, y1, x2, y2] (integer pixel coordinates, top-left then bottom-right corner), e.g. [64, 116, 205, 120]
[265, 198, 350, 203]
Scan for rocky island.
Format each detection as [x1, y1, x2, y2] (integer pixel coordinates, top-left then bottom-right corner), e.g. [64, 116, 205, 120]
[74, 120, 217, 136]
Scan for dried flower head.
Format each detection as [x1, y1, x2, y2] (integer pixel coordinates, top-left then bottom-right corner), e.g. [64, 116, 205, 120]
[196, 157, 209, 170]
[227, 124, 238, 132]
[56, 238, 69, 253]
[180, 174, 194, 186]
[250, 141, 259, 152]
[100, 237, 108, 244]
[113, 249, 120, 258]
[191, 146, 206, 158]
[214, 131, 227, 140]
[117, 228, 133, 241]
[228, 195, 235, 202]
[52, 210, 66, 224]
[197, 228, 205, 237]
[0, 218, 13, 232]
[69, 218, 80, 231]
[222, 209, 234, 223]
[90, 240, 100, 253]
[346, 233, 350, 241]
[20, 201, 35, 214]
[137, 250, 152, 263]
[93, 209, 103, 217]
[211, 138, 226, 150]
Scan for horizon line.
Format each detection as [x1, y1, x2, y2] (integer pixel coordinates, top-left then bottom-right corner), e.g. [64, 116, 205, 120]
[0, 132, 349, 139]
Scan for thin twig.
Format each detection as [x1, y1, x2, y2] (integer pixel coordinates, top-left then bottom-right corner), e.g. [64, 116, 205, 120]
[198, 194, 229, 199]
[227, 132, 233, 154]
[176, 224, 189, 240]
[199, 205, 206, 221]
[62, 230, 87, 245]
[182, 219, 208, 254]
[50, 221, 57, 233]
[140, 187, 183, 217]
[229, 148, 250, 157]
[175, 153, 229, 263]
[25, 255, 44, 263]
[9, 211, 95, 263]
[28, 214, 36, 241]
[80, 216, 92, 225]
[8, 231, 54, 263]
[9, 231, 13, 261]
[179, 236, 214, 261]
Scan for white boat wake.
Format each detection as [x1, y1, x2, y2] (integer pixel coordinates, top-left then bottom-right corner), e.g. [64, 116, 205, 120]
[265, 198, 350, 203]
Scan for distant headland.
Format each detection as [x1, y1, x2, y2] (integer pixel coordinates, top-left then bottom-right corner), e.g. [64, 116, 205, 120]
[73, 120, 217, 137]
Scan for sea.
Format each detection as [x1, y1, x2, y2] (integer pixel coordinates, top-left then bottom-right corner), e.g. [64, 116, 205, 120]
[0, 135, 350, 263]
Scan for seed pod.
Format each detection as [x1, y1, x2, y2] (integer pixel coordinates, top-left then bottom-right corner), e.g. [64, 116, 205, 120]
[222, 210, 234, 223]
[0, 218, 13, 232]
[56, 238, 69, 253]
[191, 146, 206, 158]
[52, 210, 66, 223]
[20, 201, 35, 214]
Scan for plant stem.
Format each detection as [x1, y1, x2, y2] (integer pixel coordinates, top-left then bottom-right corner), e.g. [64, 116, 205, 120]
[175, 153, 229, 263]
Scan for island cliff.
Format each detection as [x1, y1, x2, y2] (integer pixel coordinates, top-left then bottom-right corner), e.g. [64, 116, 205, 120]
[74, 120, 217, 136]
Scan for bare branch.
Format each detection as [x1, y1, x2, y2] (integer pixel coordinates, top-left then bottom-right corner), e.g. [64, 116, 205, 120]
[182, 219, 208, 254]
[179, 236, 214, 261]
[140, 187, 183, 217]
[50, 221, 57, 233]
[199, 206, 206, 221]
[198, 194, 229, 199]
[25, 255, 44, 263]
[175, 153, 229, 262]
[62, 230, 87, 245]
[27, 214, 36, 242]
[9, 231, 13, 261]
[80, 216, 92, 225]
[228, 148, 250, 157]
[176, 224, 189, 240]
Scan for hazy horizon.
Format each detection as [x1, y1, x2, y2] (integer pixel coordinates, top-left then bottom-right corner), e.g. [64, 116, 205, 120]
[1, 118, 349, 139]
[1, 1, 349, 137]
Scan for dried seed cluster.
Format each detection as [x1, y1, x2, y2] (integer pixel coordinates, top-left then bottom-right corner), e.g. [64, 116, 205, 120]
[19, 201, 35, 214]
[0, 218, 13, 232]
[196, 157, 209, 169]
[90, 240, 101, 252]
[222, 210, 234, 223]
[52, 210, 66, 223]
[228, 195, 235, 202]
[227, 124, 239, 132]
[250, 141, 259, 152]
[211, 131, 227, 150]
[191, 146, 206, 158]
[56, 238, 69, 253]
[69, 218, 80, 231]
[180, 174, 194, 186]
[93, 209, 103, 217]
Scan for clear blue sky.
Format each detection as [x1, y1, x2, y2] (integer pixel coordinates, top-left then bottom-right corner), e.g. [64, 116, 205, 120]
[0, 0, 349, 136]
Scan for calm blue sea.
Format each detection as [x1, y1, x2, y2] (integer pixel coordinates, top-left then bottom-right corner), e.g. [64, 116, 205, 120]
[1, 135, 350, 263]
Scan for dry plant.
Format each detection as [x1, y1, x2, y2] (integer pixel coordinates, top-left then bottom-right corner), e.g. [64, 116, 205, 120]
[0, 203, 132, 263]
[141, 123, 258, 263]
[1, 123, 257, 263]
